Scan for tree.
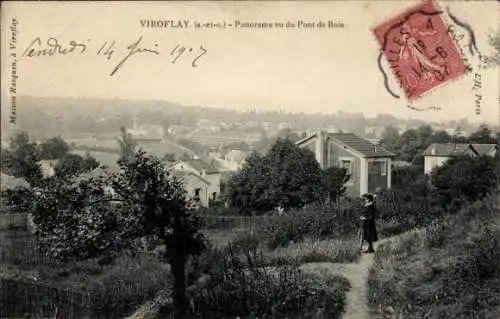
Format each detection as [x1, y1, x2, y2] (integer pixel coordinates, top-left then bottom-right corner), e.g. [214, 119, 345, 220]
[30, 175, 122, 262]
[431, 155, 498, 207]
[429, 130, 452, 144]
[1, 131, 42, 186]
[110, 151, 206, 315]
[321, 166, 350, 204]
[468, 123, 496, 144]
[163, 153, 177, 162]
[226, 139, 323, 213]
[117, 125, 137, 159]
[39, 136, 70, 160]
[380, 125, 400, 152]
[54, 153, 99, 178]
[83, 151, 100, 171]
[25, 150, 205, 316]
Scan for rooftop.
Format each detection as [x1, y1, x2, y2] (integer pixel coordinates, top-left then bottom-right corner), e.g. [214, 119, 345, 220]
[179, 158, 219, 174]
[423, 143, 497, 157]
[328, 133, 395, 158]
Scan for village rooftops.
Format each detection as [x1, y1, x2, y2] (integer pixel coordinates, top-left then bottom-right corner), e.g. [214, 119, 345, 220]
[423, 143, 498, 157]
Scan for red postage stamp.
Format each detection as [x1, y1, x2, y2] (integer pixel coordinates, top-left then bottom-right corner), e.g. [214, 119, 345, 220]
[373, 0, 469, 101]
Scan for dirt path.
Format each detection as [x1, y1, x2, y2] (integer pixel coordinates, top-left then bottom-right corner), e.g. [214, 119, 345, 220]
[301, 238, 391, 319]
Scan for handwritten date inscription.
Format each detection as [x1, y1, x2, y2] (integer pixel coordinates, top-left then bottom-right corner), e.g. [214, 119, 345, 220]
[22, 36, 207, 76]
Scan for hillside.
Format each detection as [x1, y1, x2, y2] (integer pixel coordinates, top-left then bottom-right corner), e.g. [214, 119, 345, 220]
[368, 194, 500, 318]
[1, 95, 470, 141]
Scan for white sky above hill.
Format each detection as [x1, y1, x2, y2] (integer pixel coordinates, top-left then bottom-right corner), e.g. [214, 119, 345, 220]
[1, 1, 499, 124]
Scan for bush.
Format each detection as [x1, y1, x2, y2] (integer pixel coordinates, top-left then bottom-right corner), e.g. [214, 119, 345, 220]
[184, 245, 351, 318]
[261, 201, 361, 249]
[368, 195, 500, 318]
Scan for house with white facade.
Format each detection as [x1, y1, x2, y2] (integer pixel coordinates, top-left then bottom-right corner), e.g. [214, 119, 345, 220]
[167, 159, 221, 206]
[423, 143, 498, 175]
[296, 130, 395, 197]
[224, 150, 248, 171]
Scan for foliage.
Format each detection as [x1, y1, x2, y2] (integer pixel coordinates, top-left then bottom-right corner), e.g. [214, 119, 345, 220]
[390, 165, 423, 188]
[183, 245, 350, 319]
[39, 136, 70, 160]
[226, 138, 324, 214]
[368, 195, 500, 319]
[381, 123, 498, 164]
[30, 175, 123, 262]
[176, 138, 208, 158]
[117, 126, 137, 159]
[253, 128, 301, 154]
[1, 253, 170, 319]
[54, 153, 100, 178]
[260, 201, 362, 249]
[11, 147, 206, 315]
[264, 237, 361, 265]
[110, 150, 207, 315]
[431, 154, 498, 208]
[468, 123, 497, 144]
[322, 166, 350, 204]
[1, 131, 43, 186]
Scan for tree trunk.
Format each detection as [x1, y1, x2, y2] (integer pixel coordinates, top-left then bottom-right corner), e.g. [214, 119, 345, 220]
[171, 255, 188, 318]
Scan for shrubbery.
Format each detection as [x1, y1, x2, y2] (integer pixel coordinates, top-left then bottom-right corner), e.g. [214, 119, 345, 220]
[260, 201, 362, 249]
[368, 194, 500, 318]
[181, 244, 351, 319]
[1, 253, 171, 319]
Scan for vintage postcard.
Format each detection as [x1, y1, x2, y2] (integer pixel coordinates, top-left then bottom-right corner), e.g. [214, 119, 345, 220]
[1, 1, 499, 318]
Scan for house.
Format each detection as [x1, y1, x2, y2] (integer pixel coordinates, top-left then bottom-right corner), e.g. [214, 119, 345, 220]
[169, 170, 212, 207]
[224, 150, 248, 171]
[128, 120, 164, 141]
[296, 130, 395, 197]
[423, 143, 498, 174]
[167, 159, 221, 206]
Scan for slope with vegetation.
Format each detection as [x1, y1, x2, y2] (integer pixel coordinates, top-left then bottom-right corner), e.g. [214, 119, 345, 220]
[367, 145, 499, 318]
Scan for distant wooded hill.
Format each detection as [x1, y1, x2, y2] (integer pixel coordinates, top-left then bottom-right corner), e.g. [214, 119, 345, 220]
[1, 95, 485, 140]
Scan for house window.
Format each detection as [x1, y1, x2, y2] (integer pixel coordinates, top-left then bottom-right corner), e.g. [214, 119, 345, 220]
[339, 159, 354, 175]
[338, 157, 355, 185]
[212, 192, 217, 200]
[194, 188, 201, 201]
[381, 160, 387, 176]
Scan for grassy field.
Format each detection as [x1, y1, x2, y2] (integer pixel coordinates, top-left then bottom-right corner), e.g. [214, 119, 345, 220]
[185, 131, 262, 147]
[70, 150, 121, 169]
[69, 138, 192, 165]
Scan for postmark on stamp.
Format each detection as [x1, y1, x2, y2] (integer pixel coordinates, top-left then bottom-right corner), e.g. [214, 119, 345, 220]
[373, 0, 470, 101]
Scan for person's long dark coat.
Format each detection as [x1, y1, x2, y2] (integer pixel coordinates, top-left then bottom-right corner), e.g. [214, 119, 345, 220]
[362, 204, 378, 242]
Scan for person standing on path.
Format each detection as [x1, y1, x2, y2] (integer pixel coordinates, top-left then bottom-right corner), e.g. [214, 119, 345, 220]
[360, 193, 378, 253]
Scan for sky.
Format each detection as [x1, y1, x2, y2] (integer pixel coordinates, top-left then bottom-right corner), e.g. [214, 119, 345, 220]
[1, 0, 499, 124]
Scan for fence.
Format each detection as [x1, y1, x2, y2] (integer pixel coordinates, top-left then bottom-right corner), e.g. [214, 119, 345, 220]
[0, 236, 56, 266]
[199, 215, 284, 231]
